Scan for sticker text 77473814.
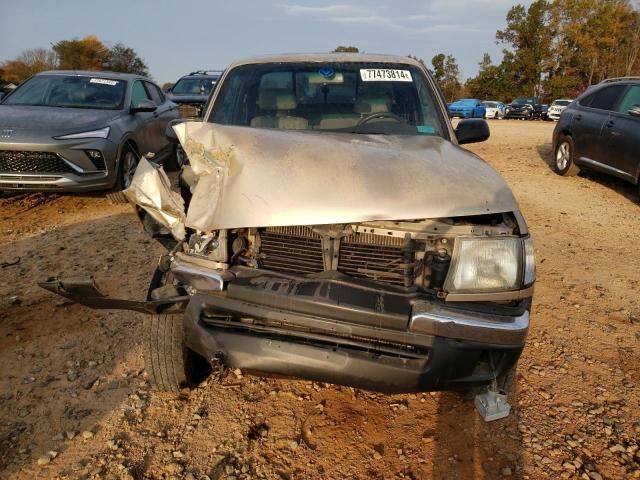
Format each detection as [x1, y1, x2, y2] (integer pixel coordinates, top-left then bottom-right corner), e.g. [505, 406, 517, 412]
[360, 69, 413, 82]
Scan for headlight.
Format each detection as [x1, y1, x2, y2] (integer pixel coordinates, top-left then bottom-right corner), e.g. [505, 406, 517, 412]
[444, 237, 528, 293]
[54, 126, 110, 140]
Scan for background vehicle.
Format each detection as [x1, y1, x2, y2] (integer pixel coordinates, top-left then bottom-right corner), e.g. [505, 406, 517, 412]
[547, 99, 573, 121]
[504, 97, 542, 120]
[0, 71, 181, 202]
[540, 104, 549, 120]
[448, 98, 486, 119]
[44, 54, 534, 400]
[482, 101, 505, 119]
[552, 77, 640, 194]
[165, 70, 222, 119]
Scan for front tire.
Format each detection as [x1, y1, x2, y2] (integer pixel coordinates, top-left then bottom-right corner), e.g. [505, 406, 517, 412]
[106, 147, 138, 204]
[143, 269, 211, 392]
[553, 135, 580, 176]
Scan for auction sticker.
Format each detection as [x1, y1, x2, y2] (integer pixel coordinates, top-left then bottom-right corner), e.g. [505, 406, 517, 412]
[360, 69, 412, 82]
[90, 78, 119, 86]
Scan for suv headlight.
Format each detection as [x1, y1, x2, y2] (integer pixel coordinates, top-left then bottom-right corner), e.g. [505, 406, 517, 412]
[54, 126, 110, 140]
[444, 236, 535, 293]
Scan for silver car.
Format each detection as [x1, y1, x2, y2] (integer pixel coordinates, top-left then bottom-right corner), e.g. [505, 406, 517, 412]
[0, 71, 181, 201]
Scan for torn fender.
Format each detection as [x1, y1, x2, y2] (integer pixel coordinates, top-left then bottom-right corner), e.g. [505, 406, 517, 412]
[39, 277, 188, 314]
[173, 122, 520, 232]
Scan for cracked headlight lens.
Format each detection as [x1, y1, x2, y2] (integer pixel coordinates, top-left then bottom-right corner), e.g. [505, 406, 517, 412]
[445, 237, 522, 293]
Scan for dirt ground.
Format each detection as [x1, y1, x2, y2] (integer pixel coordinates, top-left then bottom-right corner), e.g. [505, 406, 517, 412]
[1, 120, 639, 480]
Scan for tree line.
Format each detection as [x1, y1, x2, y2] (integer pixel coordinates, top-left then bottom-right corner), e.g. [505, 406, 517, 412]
[440, 0, 640, 102]
[0, 35, 149, 89]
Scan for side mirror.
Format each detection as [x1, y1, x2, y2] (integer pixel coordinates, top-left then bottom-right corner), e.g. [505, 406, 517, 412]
[130, 99, 157, 113]
[455, 118, 490, 145]
[165, 118, 185, 143]
[629, 105, 640, 118]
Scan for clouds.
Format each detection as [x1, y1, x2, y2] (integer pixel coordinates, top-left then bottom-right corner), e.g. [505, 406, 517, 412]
[280, 2, 490, 33]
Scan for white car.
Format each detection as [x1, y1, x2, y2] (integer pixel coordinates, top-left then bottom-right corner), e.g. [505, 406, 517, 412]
[547, 99, 572, 121]
[482, 101, 505, 119]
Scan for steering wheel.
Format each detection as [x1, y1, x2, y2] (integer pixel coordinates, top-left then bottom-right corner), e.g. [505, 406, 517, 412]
[356, 111, 407, 126]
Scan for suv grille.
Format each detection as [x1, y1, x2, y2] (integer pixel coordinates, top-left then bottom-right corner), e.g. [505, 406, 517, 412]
[0, 151, 74, 173]
[177, 103, 203, 119]
[259, 227, 414, 288]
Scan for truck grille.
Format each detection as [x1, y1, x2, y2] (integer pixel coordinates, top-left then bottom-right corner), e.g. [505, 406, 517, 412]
[339, 233, 412, 287]
[259, 226, 324, 275]
[0, 151, 74, 173]
[177, 103, 203, 119]
[258, 227, 414, 288]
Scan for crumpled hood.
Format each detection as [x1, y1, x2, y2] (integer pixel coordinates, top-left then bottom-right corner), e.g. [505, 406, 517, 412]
[170, 122, 518, 232]
[0, 105, 119, 133]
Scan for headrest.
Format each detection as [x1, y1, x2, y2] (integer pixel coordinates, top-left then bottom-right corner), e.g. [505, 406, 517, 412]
[355, 96, 391, 114]
[257, 88, 297, 110]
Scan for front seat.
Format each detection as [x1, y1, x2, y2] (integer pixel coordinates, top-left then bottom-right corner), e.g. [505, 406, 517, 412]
[251, 89, 308, 130]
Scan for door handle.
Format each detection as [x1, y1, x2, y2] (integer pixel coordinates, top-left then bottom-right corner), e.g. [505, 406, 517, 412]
[575, 114, 582, 121]
[605, 120, 615, 127]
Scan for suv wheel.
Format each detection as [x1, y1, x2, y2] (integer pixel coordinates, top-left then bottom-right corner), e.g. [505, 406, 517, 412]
[143, 269, 211, 392]
[106, 147, 138, 204]
[553, 135, 580, 176]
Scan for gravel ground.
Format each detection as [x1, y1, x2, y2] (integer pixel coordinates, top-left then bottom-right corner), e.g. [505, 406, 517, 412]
[0, 120, 639, 479]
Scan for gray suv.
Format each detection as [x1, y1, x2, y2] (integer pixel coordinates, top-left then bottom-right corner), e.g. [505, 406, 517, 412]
[553, 77, 640, 194]
[0, 71, 181, 201]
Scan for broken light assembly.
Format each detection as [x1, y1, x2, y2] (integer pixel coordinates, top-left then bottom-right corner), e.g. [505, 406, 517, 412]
[444, 236, 534, 294]
[54, 126, 110, 140]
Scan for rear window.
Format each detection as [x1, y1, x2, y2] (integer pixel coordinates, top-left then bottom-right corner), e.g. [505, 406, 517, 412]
[209, 62, 446, 137]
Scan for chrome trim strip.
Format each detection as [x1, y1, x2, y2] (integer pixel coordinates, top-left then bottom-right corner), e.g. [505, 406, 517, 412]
[409, 301, 529, 345]
[445, 285, 534, 302]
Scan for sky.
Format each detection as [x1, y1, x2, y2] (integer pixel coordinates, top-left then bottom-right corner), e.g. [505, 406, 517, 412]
[0, 0, 532, 84]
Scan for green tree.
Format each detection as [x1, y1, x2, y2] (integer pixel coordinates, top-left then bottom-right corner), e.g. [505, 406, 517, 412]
[496, 0, 552, 97]
[431, 53, 446, 83]
[333, 46, 359, 52]
[103, 43, 149, 76]
[53, 35, 108, 70]
[442, 54, 461, 102]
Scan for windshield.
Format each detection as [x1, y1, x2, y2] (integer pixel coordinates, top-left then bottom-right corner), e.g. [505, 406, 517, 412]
[173, 77, 218, 95]
[552, 100, 571, 106]
[512, 98, 534, 105]
[209, 62, 446, 137]
[483, 102, 498, 108]
[4, 75, 126, 109]
[454, 99, 477, 106]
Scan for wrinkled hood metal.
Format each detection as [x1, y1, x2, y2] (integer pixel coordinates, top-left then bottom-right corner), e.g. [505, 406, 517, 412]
[172, 122, 518, 232]
[123, 157, 186, 239]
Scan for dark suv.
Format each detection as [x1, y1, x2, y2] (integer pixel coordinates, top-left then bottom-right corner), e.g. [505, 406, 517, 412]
[552, 77, 640, 193]
[165, 70, 222, 119]
[504, 97, 543, 120]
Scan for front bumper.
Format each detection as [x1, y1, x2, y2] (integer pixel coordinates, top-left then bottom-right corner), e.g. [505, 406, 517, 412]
[0, 138, 118, 192]
[181, 269, 530, 393]
[40, 269, 532, 393]
[448, 110, 472, 118]
[504, 109, 532, 119]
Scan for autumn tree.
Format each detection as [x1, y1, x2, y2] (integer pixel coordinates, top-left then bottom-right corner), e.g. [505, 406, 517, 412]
[0, 48, 57, 84]
[431, 54, 446, 84]
[103, 43, 149, 76]
[333, 46, 359, 52]
[53, 35, 108, 70]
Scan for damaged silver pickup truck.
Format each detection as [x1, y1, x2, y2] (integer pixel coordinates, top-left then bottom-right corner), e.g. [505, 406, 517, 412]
[42, 54, 535, 402]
